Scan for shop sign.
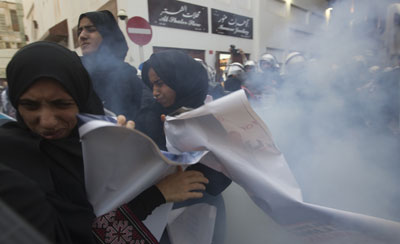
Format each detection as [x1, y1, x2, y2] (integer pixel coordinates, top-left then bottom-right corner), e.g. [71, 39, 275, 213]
[211, 9, 253, 39]
[148, 0, 208, 32]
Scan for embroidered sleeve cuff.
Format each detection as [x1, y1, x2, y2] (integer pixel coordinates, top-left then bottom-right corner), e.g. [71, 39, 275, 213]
[126, 185, 166, 220]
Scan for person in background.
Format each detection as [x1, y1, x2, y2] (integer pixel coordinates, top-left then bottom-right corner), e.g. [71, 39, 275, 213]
[0, 80, 6, 112]
[0, 41, 209, 244]
[223, 62, 246, 92]
[258, 53, 282, 87]
[283, 52, 307, 79]
[78, 10, 144, 120]
[194, 58, 226, 100]
[280, 52, 310, 98]
[219, 45, 247, 83]
[371, 58, 400, 134]
[249, 53, 282, 103]
[229, 45, 247, 64]
[244, 60, 257, 74]
[0, 80, 16, 118]
[137, 50, 232, 244]
[242, 60, 262, 99]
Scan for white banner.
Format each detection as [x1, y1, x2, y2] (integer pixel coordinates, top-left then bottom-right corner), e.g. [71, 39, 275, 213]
[79, 90, 400, 243]
[164, 90, 400, 244]
[78, 116, 207, 240]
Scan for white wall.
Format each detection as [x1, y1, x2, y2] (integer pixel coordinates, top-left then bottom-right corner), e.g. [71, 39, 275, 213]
[257, 0, 329, 63]
[21, 0, 328, 68]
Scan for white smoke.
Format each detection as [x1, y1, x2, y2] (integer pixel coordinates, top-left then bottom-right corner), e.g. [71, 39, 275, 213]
[254, 0, 400, 223]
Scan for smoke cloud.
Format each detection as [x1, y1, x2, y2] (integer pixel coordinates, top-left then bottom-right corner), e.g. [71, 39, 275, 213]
[254, 0, 400, 224]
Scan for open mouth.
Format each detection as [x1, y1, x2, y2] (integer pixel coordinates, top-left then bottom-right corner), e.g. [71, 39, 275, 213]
[41, 129, 65, 140]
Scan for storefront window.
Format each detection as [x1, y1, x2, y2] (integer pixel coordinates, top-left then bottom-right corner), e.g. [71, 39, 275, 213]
[10, 10, 19, 32]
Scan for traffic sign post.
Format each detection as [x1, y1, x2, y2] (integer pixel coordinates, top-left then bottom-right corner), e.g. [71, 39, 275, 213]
[126, 17, 153, 63]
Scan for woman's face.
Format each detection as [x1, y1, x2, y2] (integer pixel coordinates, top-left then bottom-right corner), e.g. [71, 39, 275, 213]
[148, 67, 176, 108]
[78, 17, 103, 56]
[18, 78, 79, 140]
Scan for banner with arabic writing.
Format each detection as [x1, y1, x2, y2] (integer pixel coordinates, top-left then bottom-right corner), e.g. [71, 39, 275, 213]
[148, 0, 208, 32]
[211, 8, 253, 39]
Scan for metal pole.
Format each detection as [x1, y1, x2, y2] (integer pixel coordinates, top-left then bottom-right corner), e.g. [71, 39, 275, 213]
[139, 45, 144, 64]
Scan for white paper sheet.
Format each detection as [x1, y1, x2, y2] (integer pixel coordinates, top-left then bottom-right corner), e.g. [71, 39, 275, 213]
[0, 112, 15, 120]
[164, 90, 400, 244]
[78, 118, 207, 240]
[79, 90, 400, 243]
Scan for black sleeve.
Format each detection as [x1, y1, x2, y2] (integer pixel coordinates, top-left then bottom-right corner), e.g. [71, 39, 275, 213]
[110, 65, 143, 121]
[187, 163, 232, 196]
[0, 164, 63, 243]
[224, 77, 242, 92]
[126, 185, 166, 221]
[135, 102, 167, 150]
[127, 74, 143, 120]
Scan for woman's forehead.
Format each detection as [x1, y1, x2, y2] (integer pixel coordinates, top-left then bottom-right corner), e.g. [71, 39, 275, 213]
[20, 78, 72, 99]
[148, 67, 160, 80]
[79, 16, 94, 26]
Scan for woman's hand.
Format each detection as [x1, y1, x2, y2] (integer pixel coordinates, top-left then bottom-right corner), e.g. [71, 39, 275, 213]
[117, 115, 135, 130]
[156, 166, 209, 203]
[160, 114, 166, 122]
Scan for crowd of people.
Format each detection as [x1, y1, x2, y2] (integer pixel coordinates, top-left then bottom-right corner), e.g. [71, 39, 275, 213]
[0, 8, 399, 244]
[211, 46, 400, 137]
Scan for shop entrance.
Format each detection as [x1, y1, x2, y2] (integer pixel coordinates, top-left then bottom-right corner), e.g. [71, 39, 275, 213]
[215, 51, 250, 82]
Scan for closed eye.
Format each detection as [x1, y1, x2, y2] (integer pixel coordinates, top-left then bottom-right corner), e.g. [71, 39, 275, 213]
[77, 25, 97, 36]
[152, 79, 164, 87]
[52, 99, 76, 109]
[18, 99, 39, 110]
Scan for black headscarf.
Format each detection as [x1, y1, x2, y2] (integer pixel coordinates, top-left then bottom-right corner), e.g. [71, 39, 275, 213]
[6, 41, 104, 123]
[136, 51, 208, 150]
[3, 41, 104, 244]
[139, 51, 232, 198]
[141, 50, 209, 113]
[78, 10, 128, 60]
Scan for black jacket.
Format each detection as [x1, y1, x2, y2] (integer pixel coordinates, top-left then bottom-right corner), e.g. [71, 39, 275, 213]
[224, 76, 243, 92]
[82, 56, 143, 120]
[137, 51, 232, 195]
[0, 123, 97, 244]
[1, 41, 163, 244]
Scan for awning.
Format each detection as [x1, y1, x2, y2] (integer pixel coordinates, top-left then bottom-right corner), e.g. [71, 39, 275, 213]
[40, 19, 68, 45]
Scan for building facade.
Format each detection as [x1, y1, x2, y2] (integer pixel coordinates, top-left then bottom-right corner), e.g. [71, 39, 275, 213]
[22, 0, 329, 73]
[0, 0, 25, 49]
[0, 0, 25, 78]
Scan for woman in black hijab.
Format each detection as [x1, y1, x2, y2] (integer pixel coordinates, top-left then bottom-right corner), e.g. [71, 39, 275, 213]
[0, 41, 104, 244]
[78, 10, 144, 120]
[137, 50, 231, 243]
[138, 51, 231, 191]
[138, 50, 209, 148]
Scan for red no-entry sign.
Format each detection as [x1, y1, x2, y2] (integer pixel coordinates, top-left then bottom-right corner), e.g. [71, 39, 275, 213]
[126, 16, 153, 46]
